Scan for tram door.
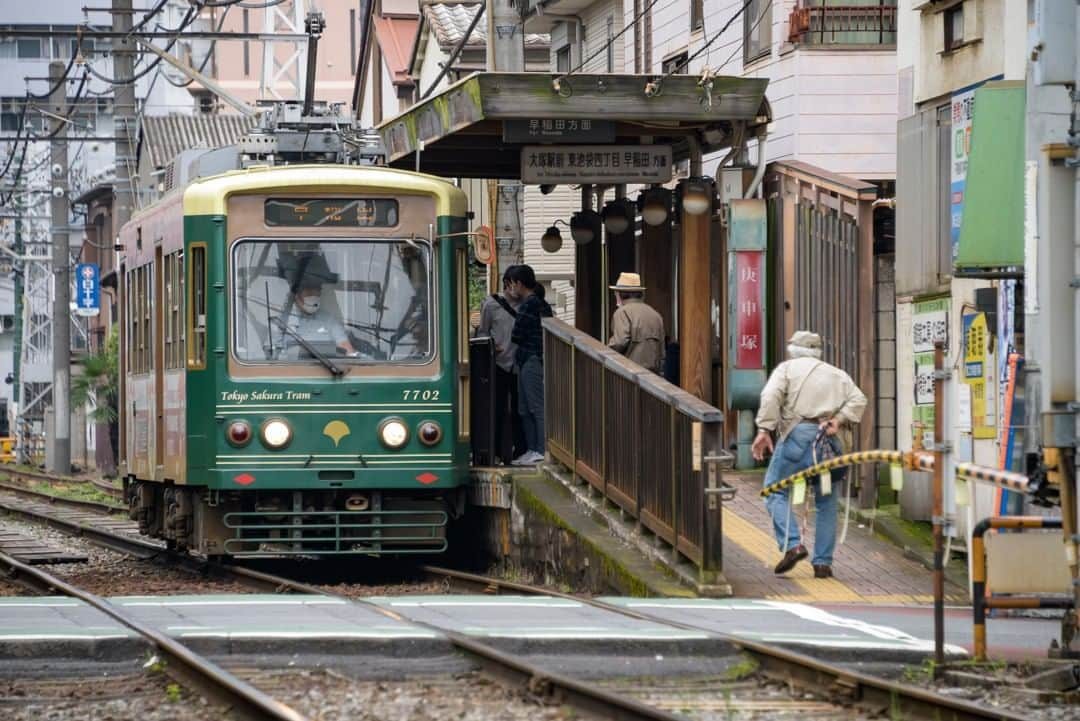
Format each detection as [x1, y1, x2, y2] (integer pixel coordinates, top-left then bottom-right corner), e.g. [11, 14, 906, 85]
[153, 245, 165, 471]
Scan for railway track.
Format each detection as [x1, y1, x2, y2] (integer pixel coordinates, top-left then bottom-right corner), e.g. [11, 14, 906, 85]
[0, 479, 1031, 721]
[0, 548, 309, 721]
[0, 465, 123, 502]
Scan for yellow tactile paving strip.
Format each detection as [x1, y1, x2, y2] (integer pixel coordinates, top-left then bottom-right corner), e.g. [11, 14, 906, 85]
[721, 506, 969, 605]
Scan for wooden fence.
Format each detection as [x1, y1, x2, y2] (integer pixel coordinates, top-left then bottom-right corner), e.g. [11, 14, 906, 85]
[542, 317, 731, 580]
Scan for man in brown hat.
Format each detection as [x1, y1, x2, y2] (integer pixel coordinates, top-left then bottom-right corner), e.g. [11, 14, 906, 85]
[607, 272, 665, 374]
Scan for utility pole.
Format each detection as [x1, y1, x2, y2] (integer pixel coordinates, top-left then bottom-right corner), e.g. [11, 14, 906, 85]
[48, 61, 70, 474]
[486, 0, 525, 276]
[112, 0, 136, 233]
[11, 157, 23, 460]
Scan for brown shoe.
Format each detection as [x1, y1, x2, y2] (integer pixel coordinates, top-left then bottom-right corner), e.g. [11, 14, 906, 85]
[813, 564, 833, 579]
[773, 544, 808, 574]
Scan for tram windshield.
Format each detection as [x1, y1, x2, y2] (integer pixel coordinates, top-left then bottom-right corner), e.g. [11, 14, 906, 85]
[232, 239, 433, 365]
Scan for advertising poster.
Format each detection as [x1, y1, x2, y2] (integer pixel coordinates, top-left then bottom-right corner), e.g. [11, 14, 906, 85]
[912, 297, 950, 449]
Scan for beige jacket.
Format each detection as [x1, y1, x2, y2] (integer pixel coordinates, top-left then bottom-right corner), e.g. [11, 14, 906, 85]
[755, 356, 867, 441]
[608, 298, 665, 374]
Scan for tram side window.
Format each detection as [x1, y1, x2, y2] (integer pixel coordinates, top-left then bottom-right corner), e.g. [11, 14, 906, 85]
[126, 265, 152, 374]
[189, 245, 207, 368]
[164, 251, 185, 369]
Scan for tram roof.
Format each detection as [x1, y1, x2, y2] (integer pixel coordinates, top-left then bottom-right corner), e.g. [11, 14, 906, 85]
[182, 164, 469, 218]
[376, 72, 770, 179]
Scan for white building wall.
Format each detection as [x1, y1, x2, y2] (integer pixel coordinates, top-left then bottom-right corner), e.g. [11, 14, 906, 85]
[629, 0, 897, 180]
[575, 0, 626, 72]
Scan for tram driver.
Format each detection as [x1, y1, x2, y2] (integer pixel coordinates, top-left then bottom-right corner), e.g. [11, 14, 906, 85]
[275, 261, 359, 359]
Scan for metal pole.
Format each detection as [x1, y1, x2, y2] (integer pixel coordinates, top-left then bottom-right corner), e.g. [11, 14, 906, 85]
[932, 341, 945, 673]
[112, 0, 135, 234]
[48, 61, 70, 474]
[11, 163, 23, 458]
[487, 0, 524, 276]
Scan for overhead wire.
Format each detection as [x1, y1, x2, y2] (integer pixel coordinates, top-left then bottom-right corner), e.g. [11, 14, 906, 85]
[660, 0, 758, 79]
[82, 2, 199, 86]
[713, 0, 773, 74]
[157, 4, 232, 89]
[556, 0, 664, 82]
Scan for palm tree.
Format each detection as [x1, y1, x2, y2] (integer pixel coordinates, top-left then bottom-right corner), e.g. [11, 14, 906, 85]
[72, 332, 119, 475]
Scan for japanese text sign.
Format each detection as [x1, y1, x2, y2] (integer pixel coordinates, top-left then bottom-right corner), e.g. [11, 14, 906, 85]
[520, 145, 672, 184]
[734, 251, 764, 369]
[75, 263, 100, 317]
[503, 118, 615, 143]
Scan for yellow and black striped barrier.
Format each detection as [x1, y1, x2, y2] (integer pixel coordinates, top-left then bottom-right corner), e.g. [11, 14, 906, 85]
[955, 462, 1033, 494]
[758, 450, 923, 498]
[759, 452, 1038, 499]
[971, 516, 1068, 660]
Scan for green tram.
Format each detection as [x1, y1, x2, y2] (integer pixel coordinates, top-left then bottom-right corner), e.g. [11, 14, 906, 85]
[118, 165, 473, 556]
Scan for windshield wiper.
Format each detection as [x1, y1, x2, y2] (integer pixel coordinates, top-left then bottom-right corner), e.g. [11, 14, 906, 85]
[272, 316, 345, 377]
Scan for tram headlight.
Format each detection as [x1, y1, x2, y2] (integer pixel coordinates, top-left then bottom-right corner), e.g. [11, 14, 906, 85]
[226, 420, 253, 447]
[378, 418, 409, 449]
[417, 421, 442, 446]
[260, 418, 293, 450]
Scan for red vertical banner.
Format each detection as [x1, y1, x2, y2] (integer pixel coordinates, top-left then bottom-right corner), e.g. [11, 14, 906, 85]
[734, 250, 764, 369]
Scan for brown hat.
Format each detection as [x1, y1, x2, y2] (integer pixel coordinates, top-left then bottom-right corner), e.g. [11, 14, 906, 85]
[610, 272, 645, 291]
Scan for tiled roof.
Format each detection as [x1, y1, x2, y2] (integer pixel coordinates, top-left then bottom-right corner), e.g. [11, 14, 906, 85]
[373, 14, 421, 86]
[141, 113, 255, 169]
[423, 2, 548, 48]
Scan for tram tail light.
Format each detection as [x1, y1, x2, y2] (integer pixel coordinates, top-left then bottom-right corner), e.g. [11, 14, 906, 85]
[226, 421, 252, 447]
[418, 421, 442, 446]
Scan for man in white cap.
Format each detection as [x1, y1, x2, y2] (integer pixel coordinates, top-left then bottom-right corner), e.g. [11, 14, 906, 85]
[751, 330, 867, 578]
[607, 272, 665, 374]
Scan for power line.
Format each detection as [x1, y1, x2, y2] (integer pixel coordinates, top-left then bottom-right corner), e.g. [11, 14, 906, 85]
[662, 0, 757, 79]
[713, 0, 772, 74]
[556, 0, 663, 84]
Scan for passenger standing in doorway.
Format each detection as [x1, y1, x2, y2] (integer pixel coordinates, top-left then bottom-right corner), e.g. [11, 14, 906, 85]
[607, 272, 665, 375]
[508, 265, 552, 466]
[751, 331, 867, 579]
[476, 266, 527, 465]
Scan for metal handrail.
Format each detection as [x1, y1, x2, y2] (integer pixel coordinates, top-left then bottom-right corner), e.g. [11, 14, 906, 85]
[542, 317, 727, 576]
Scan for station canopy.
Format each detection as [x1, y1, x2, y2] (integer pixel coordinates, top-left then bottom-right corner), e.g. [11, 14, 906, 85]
[376, 72, 770, 179]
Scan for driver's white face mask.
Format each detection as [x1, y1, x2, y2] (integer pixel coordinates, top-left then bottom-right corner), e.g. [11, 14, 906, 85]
[298, 292, 321, 315]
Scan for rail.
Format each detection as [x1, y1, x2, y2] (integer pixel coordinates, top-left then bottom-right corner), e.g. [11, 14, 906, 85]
[542, 318, 732, 579]
[0, 550, 310, 721]
[787, 3, 898, 46]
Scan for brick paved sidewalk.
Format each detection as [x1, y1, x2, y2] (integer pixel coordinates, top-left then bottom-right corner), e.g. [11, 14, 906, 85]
[722, 471, 969, 605]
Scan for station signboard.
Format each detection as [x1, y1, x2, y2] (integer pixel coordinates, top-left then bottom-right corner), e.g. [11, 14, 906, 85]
[520, 145, 672, 184]
[503, 118, 615, 143]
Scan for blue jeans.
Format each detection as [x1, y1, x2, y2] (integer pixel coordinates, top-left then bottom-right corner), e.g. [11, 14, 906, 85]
[517, 355, 544, 454]
[762, 422, 845, 566]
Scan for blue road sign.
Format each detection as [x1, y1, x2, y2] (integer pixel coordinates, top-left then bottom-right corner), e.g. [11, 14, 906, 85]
[75, 263, 100, 317]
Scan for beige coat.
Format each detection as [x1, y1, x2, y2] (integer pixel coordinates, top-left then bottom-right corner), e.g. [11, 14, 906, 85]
[755, 356, 867, 441]
[608, 298, 665, 373]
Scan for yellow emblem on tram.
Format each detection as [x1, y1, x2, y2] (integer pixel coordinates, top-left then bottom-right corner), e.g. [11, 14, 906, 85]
[323, 420, 351, 447]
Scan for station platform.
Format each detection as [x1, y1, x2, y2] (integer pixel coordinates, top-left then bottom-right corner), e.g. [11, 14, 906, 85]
[720, 471, 970, 605]
[499, 466, 970, 605]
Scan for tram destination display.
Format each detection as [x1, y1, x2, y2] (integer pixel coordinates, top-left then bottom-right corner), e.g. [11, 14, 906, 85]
[265, 198, 399, 227]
